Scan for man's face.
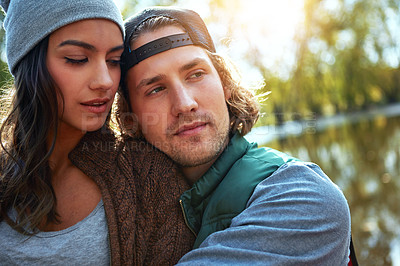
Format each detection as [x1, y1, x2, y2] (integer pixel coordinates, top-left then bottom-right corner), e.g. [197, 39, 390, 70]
[126, 26, 230, 169]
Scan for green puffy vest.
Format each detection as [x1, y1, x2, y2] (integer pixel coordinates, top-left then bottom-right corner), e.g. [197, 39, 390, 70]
[179, 133, 299, 248]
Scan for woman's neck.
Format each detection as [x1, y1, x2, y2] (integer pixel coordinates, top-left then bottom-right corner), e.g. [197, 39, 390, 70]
[47, 124, 86, 176]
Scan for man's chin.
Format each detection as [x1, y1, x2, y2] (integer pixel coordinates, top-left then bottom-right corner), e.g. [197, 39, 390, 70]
[166, 141, 226, 167]
[171, 152, 218, 168]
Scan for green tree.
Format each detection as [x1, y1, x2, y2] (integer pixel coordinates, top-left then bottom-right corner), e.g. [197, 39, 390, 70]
[270, 0, 400, 119]
[207, 0, 400, 124]
[0, 11, 12, 90]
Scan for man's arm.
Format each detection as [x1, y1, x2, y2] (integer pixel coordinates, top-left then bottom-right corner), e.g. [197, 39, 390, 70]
[177, 161, 351, 266]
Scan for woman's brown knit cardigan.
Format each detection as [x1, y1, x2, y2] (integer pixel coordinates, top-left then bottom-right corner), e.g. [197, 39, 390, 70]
[69, 128, 195, 265]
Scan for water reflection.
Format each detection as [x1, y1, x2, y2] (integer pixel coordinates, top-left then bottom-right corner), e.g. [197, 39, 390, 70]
[258, 115, 400, 266]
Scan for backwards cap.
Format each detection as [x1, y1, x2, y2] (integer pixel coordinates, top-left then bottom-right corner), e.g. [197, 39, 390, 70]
[122, 6, 216, 71]
[0, 0, 125, 75]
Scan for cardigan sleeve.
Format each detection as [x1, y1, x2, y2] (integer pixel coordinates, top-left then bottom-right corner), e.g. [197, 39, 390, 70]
[125, 137, 196, 265]
[177, 161, 351, 266]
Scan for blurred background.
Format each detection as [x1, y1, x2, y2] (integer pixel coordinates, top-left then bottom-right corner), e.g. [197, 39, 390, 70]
[1, 0, 399, 265]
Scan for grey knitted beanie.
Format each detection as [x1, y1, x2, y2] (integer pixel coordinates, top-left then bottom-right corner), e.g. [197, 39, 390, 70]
[0, 0, 125, 75]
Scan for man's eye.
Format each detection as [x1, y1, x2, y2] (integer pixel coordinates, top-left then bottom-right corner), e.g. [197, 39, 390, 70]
[148, 86, 165, 95]
[190, 72, 204, 79]
[64, 57, 88, 64]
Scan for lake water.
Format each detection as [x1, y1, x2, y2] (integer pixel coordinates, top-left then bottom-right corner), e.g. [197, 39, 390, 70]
[246, 104, 400, 266]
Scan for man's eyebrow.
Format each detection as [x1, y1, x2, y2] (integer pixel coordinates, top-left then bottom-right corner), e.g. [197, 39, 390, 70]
[58, 40, 96, 51]
[179, 58, 207, 73]
[135, 58, 207, 90]
[136, 74, 166, 90]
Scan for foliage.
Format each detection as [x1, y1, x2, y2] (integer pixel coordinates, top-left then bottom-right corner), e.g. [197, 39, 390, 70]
[206, 0, 400, 125]
[0, 11, 12, 93]
[120, 0, 180, 18]
[265, 0, 400, 123]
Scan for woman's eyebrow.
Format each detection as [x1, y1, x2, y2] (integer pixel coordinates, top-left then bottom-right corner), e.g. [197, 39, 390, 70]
[57, 41, 123, 55]
[108, 45, 124, 54]
[58, 40, 96, 51]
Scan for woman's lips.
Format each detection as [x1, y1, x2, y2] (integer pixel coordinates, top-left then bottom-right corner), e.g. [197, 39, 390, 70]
[81, 98, 110, 114]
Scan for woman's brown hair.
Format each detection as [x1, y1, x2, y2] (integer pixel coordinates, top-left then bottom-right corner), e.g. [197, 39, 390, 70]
[0, 36, 60, 234]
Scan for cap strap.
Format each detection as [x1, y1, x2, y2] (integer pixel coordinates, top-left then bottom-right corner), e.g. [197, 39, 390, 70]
[124, 33, 193, 70]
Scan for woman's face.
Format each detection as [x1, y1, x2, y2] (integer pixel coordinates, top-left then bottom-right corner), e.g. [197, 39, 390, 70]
[46, 19, 123, 134]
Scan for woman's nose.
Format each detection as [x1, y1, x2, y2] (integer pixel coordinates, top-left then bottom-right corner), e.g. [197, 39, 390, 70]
[89, 62, 114, 91]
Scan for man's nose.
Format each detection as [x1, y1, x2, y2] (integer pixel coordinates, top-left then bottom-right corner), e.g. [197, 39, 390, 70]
[170, 84, 198, 116]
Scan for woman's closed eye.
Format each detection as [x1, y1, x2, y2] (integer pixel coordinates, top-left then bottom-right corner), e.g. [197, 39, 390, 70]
[64, 57, 87, 64]
[107, 57, 122, 67]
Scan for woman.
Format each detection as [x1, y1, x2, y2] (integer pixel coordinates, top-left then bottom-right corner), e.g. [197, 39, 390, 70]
[0, 0, 194, 265]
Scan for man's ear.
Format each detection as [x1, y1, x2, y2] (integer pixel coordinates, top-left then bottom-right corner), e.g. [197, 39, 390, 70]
[224, 87, 231, 101]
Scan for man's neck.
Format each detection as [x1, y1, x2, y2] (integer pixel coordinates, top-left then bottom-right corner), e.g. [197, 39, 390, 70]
[181, 134, 231, 186]
[181, 159, 217, 186]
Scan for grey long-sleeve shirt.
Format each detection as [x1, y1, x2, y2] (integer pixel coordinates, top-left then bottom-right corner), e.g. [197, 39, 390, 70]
[178, 161, 351, 265]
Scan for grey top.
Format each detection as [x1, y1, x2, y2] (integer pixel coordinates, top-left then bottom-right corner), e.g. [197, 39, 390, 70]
[0, 200, 109, 265]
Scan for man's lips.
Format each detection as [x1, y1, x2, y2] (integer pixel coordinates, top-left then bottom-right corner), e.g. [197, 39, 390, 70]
[174, 121, 207, 135]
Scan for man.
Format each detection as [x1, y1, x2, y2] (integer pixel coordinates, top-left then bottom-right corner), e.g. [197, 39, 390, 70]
[119, 6, 353, 265]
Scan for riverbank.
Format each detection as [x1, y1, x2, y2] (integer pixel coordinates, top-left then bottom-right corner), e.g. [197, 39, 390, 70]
[246, 102, 400, 146]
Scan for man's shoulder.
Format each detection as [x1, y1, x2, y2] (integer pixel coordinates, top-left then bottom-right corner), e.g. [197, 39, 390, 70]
[245, 144, 299, 164]
[229, 134, 299, 167]
[267, 161, 333, 186]
[227, 140, 299, 181]
[250, 160, 348, 211]
[229, 140, 347, 206]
